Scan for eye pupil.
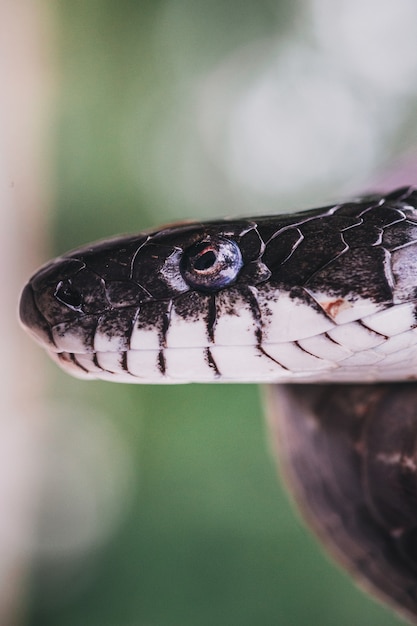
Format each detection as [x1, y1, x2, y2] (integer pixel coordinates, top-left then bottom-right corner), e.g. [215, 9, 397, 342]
[181, 236, 243, 292]
[194, 250, 216, 271]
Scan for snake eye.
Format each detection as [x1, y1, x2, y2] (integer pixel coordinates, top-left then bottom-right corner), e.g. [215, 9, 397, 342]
[180, 236, 243, 292]
[54, 280, 83, 311]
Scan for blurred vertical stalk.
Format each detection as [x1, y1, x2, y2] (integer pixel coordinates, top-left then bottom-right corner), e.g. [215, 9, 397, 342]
[0, 1, 54, 623]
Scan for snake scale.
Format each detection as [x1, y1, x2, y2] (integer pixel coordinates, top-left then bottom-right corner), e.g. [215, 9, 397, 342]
[19, 186, 417, 623]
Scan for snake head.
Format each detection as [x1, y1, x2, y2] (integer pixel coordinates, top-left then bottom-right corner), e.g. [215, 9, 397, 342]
[18, 221, 271, 381]
[19, 187, 417, 383]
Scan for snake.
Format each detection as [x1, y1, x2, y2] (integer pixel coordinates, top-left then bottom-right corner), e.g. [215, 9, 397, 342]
[19, 185, 417, 623]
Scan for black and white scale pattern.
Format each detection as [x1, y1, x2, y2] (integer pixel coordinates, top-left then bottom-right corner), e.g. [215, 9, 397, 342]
[19, 186, 417, 383]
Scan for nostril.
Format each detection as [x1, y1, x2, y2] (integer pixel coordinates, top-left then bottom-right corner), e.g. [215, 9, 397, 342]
[54, 280, 83, 311]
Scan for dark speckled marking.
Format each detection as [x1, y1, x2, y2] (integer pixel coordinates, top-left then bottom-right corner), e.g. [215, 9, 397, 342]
[96, 308, 137, 350]
[92, 353, 103, 371]
[207, 294, 217, 343]
[244, 286, 263, 344]
[58, 351, 90, 374]
[258, 346, 290, 370]
[121, 351, 129, 373]
[305, 247, 393, 303]
[206, 348, 221, 376]
[382, 221, 417, 251]
[94, 353, 117, 375]
[358, 319, 388, 339]
[324, 332, 342, 346]
[57, 352, 70, 367]
[172, 291, 212, 320]
[243, 285, 290, 370]
[158, 350, 166, 375]
[161, 300, 172, 348]
[295, 341, 317, 358]
[70, 353, 90, 373]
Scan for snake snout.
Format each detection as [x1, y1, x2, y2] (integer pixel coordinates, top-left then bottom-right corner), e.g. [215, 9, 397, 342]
[19, 282, 55, 348]
[19, 257, 93, 352]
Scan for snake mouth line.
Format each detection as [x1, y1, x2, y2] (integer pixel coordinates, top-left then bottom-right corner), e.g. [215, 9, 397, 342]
[45, 331, 416, 384]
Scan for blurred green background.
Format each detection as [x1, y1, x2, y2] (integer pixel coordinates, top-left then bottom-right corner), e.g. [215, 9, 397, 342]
[26, 1, 417, 624]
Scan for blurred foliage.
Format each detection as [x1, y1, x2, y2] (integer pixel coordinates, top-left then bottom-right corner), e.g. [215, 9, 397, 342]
[53, 0, 296, 249]
[27, 1, 411, 625]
